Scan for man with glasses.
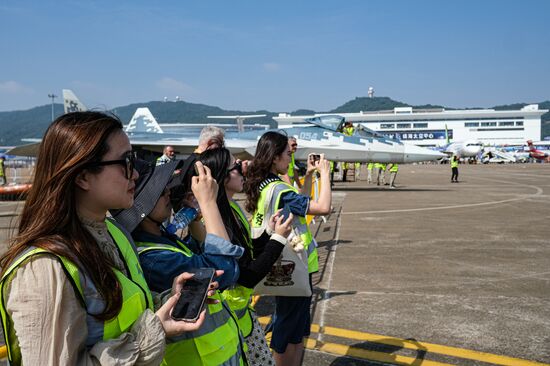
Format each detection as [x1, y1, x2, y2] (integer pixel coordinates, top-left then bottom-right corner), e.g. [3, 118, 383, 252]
[282, 137, 302, 188]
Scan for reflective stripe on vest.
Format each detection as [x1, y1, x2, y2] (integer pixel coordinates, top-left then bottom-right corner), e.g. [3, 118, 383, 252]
[223, 201, 255, 337]
[229, 200, 253, 254]
[251, 180, 319, 273]
[135, 240, 245, 366]
[0, 219, 153, 364]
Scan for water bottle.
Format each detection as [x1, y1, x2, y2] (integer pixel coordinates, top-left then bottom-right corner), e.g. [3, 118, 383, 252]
[165, 206, 199, 234]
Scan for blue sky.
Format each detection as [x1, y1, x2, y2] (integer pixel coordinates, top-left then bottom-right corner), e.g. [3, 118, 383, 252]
[1, 0, 549, 112]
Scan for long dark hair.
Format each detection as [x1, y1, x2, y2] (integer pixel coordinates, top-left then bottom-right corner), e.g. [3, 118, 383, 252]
[0, 111, 125, 321]
[244, 131, 289, 213]
[198, 148, 249, 248]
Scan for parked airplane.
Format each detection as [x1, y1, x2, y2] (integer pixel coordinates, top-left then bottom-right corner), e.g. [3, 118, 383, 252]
[8, 90, 445, 163]
[438, 124, 483, 158]
[526, 140, 549, 160]
[126, 110, 444, 163]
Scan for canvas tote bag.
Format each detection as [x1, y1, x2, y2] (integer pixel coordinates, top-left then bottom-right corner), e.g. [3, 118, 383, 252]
[253, 183, 312, 297]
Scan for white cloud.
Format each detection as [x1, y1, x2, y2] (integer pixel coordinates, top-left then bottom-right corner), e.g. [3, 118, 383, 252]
[0, 81, 33, 94]
[263, 63, 281, 72]
[155, 77, 193, 93]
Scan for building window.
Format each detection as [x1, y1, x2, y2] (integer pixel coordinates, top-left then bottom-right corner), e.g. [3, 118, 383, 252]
[516, 121, 524, 126]
[499, 121, 515, 126]
[464, 122, 479, 127]
[480, 122, 497, 127]
[413, 123, 428, 128]
[380, 124, 395, 129]
[396, 123, 411, 129]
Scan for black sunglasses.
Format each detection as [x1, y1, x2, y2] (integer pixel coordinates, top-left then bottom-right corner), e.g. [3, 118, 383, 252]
[228, 161, 243, 176]
[85, 151, 136, 179]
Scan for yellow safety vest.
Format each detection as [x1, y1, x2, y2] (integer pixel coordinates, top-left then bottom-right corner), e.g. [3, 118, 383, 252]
[367, 163, 374, 170]
[343, 126, 354, 136]
[220, 200, 256, 338]
[251, 180, 318, 273]
[136, 238, 246, 366]
[0, 219, 153, 365]
[451, 158, 459, 168]
[389, 164, 398, 172]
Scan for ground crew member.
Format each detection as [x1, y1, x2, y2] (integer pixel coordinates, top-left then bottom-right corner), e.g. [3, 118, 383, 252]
[376, 163, 387, 186]
[451, 155, 459, 182]
[366, 162, 374, 184]
[0, 155, 6, 186]
[342, 122, 355, 182]
[388, 163, 398, 188]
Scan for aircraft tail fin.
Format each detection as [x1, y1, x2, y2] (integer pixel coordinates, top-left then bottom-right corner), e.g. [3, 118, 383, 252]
[445, 124, 450, 144]
[526, 140, 535, 151]
[62, 89, 87, 113]
[125, 108, 164, 134]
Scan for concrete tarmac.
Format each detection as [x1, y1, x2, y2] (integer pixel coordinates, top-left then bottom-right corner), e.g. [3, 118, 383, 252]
[256, 163, 550, 365]
[1, 163, 550, 365]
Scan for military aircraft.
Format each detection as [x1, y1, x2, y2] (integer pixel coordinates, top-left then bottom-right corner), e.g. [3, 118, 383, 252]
[125, 109, 444, 163]
[9, 90, 445, 163]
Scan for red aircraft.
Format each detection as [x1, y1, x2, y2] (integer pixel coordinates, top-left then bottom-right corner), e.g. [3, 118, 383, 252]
[526, 140, 550, 161]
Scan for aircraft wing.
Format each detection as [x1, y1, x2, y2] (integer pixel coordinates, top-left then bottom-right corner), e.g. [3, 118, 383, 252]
[129, 131, 258, 160]
[7, 142, 41, 157]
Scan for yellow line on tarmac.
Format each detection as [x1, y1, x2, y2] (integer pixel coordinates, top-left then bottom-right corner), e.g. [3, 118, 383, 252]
[317, 341, 454, 366]
[258, 316, 550, 366]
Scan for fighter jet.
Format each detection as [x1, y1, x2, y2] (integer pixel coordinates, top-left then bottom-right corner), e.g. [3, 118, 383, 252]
[126, 109, 444, 163]
[9, 90, 445, 163]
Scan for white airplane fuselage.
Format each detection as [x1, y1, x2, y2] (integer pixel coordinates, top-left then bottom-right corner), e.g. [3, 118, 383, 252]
[443, 139, 483, 158]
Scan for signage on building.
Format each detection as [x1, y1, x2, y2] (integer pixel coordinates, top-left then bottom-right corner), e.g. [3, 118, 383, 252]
[381, 130, 452, 141]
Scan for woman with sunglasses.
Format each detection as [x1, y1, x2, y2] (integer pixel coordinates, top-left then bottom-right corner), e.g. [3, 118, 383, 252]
[198, 148, 293, 366]
[0, 111, 205, 365]
[243, 131, 331, 366]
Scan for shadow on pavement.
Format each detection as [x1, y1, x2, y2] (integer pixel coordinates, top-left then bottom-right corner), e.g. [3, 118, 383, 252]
[329, 338, 427, 366]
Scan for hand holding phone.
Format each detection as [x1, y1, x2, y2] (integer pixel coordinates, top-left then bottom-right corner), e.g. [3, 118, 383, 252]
[274, 205, 293, 238]
[171, 268, 216, 322]
[191, 162, 218, 208]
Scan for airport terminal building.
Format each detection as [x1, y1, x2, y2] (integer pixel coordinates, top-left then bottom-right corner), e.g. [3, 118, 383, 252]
[274, 104, 547, 147]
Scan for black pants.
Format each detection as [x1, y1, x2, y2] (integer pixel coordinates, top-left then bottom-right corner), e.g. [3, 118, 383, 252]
[451, 167, 459, 182]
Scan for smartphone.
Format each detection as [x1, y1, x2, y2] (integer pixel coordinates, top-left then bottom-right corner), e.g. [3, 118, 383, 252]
[310, 154, 321, 162]
[193, 162, 201, 176]
[171, 268, 215, 322]
[280, 204, 292, 222]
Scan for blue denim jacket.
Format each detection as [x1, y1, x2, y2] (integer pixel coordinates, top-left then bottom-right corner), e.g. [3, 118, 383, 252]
[133, 230, 244, 293]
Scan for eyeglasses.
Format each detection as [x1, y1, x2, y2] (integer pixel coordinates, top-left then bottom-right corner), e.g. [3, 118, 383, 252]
[227, 161, 243, 176]
[85, 151, 136, 179]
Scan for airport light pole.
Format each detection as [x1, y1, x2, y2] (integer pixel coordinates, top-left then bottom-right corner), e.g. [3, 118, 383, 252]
[48, 93, 57, 121]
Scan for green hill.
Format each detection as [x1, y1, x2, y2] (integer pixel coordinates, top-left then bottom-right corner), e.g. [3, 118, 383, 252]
[1, 97, 548, 146]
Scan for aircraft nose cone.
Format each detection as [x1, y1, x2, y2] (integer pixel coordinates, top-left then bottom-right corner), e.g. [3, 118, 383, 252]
[403, 144, 446, 163]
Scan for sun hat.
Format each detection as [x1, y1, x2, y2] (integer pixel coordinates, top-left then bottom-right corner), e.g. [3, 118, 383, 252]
[111, 159, 180, 233]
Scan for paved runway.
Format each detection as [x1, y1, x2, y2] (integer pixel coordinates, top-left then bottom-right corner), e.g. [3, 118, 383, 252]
[1, 163, 550, 365]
